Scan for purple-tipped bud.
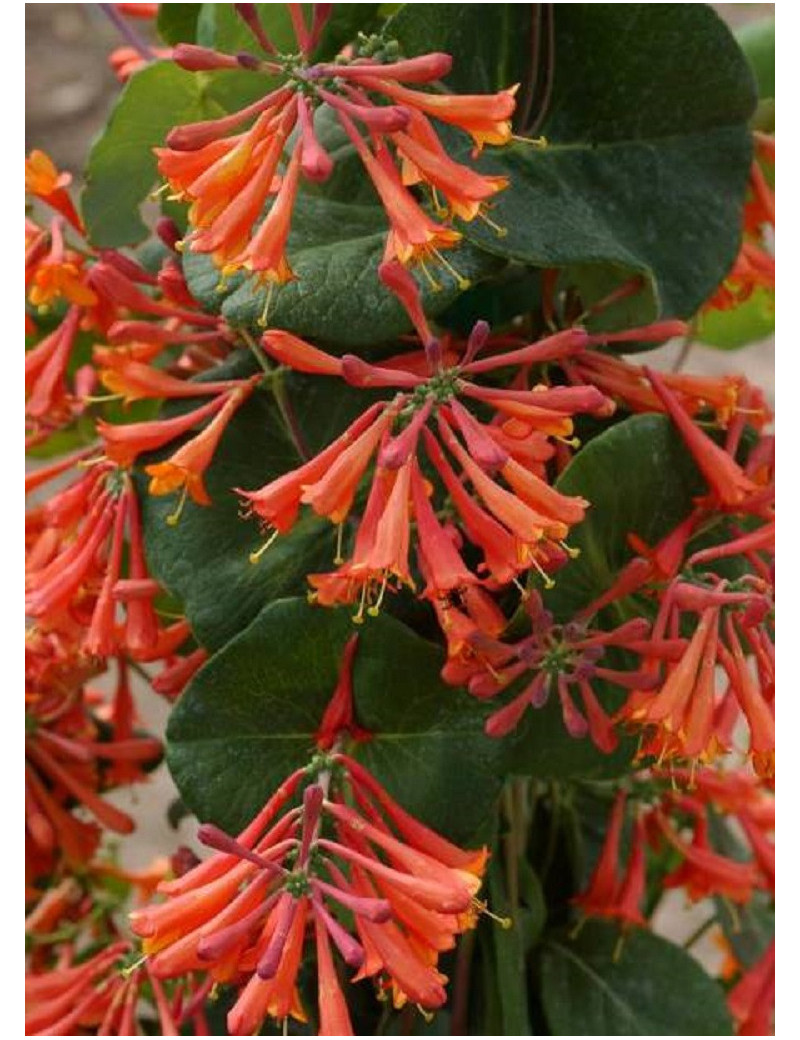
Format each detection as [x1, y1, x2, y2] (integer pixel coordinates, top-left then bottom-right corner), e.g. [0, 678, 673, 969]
[464, 320, 491, 364]
[197, 895, 274, 961]
[173, 43, 241, 72]
[341, 354, 422, 390]
[236, 50, 262, 70]
[155, 217, 182, 252]
[197, 823, 278, 872]
[256, 893, 297, 979]
[379, 400, 432, 469]
[424, 337, 442, 372]
[297, 96, 334, 182]
[313, 876, 392, 923]
[312, 896, 365, 969]
[234, 3, 277, 54]
[448, 399, 508, 471]
[99, 249, 158, 286]
[318, 88, 411, 132]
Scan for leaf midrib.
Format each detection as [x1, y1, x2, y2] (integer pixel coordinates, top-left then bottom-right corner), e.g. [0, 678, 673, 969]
[546, 939, 643, 1032]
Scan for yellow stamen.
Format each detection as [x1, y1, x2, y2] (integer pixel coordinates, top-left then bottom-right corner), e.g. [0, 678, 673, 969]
[473, 899, 512, 929]
[511, 134, 549, 148]
[121, 953, 147, 979]
[367, 573, 389, 617]
[530, 555, 555, 590]
[559, 539, 581, 560]
[257, 282, 275, 328]
[353, 584, 369, 625]
[433, 247, 471, 291]
[84, 393, 124, 404]
[418, 257, 441, 292]
[166, 484, 190, 527]
[479, 209, 508, 238]
[334, 523, 345, 565]
[569, 915, 587, 940]
[613, 931, 626, 963]
[249, 529, 280, 564]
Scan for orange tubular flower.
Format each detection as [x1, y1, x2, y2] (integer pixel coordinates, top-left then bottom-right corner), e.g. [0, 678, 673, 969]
[359, 77, 518, 150]
[157, 10, 518, 282]
[646, 367, 756, 509]
[25, 149, 84, 232]
[129, 642, 486, 1035]
[728, 940, 775, 1035]
[339, 112, 462, 269]
[239, 312, 628, 624]
[572, 792, 647, 931]
[145, 379, 258, 521]
[657, 809, 761, 904]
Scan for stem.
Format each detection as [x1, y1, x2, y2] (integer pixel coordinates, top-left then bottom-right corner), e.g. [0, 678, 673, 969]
[683, 913, 717, 951]
[539, 783, 562, 883]
[272, 368, 311, 462]
[672, 323, 697, 372]
[449, 928, 477, 1036]
[97, 3, 154, 61]
[239, 327, 272, 375]
[526, 4, 555, 137]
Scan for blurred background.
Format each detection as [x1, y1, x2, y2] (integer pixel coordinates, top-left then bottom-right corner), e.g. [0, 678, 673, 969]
[25, 0, 775, 964]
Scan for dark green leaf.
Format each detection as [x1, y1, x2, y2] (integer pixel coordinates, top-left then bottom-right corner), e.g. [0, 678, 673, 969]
[544, 414, 705, 623]
[82, 63, 211, 248]
[539, 921, 733, 1035]
[166, 598, 505, 843]
[137, 381, 336, 651]
[442, 4, 756, 320]
[503, 685, 637, 781]
[182, 195, 503, 346]
[313, 5, 382, 61]
[156, 4, 201, 45]
[387, 3, 534, 94]
[485, 859, 533, 1035]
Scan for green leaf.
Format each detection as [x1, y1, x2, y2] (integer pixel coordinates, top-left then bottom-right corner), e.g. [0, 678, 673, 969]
[695, 286, 775, 350]
[137, 379, 336, 651]
[504, 686, 637, 781]
[736, 17, 775, 100]
[544, 413, 705, 623]
[313, 5, 382, 61]
[156, 4, 201, 45]
[387, 3, 534, 94]
[166, 598, 505, 843]
[539, 922, 733, 1035]
[440, 4, 756, 320]
[82, 63, 213, 248]
[182, 195, 503, 346]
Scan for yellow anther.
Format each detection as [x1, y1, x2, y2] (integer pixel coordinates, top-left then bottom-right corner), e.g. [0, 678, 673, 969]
[530, 555, 555, 589]
[479, 210, 508, 238]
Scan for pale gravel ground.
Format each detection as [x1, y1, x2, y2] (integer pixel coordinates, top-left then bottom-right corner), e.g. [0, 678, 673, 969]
[26, 2, 775, 964]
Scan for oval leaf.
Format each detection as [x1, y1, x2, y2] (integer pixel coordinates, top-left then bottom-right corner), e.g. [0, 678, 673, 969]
[166, 598, 506, 843]
[540, 921, 733, 1035]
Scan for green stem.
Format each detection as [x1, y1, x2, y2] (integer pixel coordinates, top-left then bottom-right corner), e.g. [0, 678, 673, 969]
[450, 928, 477, 1036]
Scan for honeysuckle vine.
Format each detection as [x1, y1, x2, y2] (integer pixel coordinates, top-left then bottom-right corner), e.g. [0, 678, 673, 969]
[25, 4, 775, 1037]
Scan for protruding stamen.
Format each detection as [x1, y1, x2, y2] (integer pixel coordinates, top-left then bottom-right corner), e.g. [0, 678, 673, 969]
[433, 247, 471, 291]
[249, 528, 280, 564]
[166, 484, 190, 527]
